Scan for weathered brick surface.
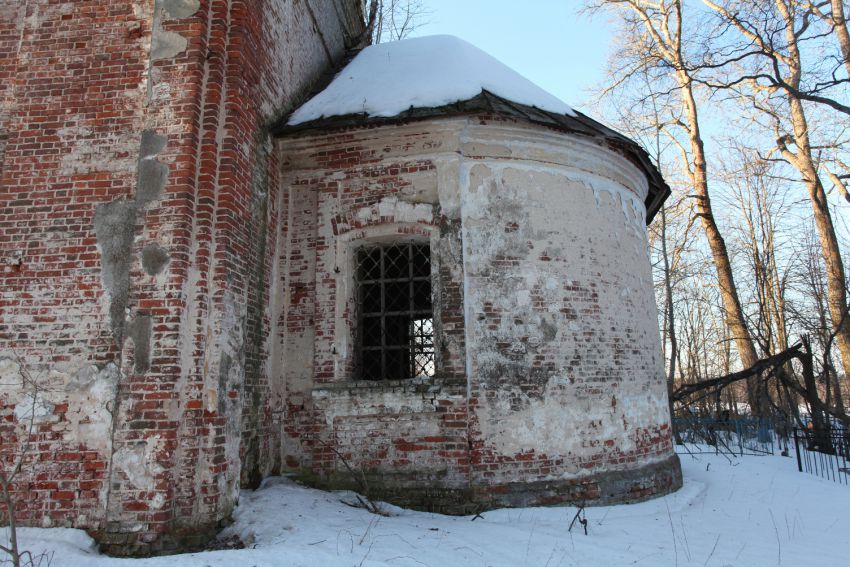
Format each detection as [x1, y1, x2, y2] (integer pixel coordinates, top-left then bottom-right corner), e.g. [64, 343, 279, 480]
[276, 117, 681, 511]
[277, 122, 473, 496]
[2, 0, 678, 552]
[1, 0, 362, 555]
[1, 1, 154, 540]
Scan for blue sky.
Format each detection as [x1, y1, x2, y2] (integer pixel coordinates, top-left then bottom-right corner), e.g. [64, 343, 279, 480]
[407, 1, 850, 275]
[410, 0, 614, 112]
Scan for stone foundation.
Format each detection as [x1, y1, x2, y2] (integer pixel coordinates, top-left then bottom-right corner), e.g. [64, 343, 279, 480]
[294, 454, 682, 514]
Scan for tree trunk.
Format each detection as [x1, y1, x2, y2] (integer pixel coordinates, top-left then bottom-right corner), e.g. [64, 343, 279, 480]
[783, 72, 850, 389]
[830, 0, 850, 77]
[800, 338, 833, 450]
[661, 206, 679, 426]
[804, 169, 850, 386]
[677, 71, 762, 412]
[830, 366, 846, 414]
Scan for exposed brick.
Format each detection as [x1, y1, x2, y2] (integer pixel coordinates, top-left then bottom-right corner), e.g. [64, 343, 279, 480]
[0, 0, 363, 556]
[2, 0, 681, 553]
[276, 114, 680, 512]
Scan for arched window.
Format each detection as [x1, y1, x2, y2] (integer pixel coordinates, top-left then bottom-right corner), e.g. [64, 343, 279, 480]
[356, 242, 434, 380]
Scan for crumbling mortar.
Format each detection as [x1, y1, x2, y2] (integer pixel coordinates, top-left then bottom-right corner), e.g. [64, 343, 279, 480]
[240, 129, 275, 488]
[96, 0, 192, 531]
[141, 0, 198, 106]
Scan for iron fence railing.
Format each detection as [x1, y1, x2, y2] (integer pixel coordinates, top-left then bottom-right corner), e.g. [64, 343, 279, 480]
[673, 417, 850, 485]
[793, 428, 850, 485]
[673, 417, 776, 456]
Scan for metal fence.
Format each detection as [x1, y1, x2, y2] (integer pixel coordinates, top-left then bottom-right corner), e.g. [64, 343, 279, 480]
[673, 417, 777, 456]
[673, 417, 850, 485]
[793, 428, 850, 485]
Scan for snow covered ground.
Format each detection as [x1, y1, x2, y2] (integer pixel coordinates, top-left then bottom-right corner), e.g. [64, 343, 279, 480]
[4, 450, 849, 566]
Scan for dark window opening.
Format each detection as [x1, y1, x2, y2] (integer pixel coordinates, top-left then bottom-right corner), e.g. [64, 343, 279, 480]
[356, 243, 434, 380]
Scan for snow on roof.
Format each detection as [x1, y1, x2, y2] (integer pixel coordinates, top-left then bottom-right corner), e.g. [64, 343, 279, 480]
[288, 35, 576, 125]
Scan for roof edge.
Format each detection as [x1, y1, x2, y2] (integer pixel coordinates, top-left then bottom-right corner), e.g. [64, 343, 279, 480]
[271, 92, 670, 224]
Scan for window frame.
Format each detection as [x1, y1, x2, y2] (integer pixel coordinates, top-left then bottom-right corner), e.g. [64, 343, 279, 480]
[354, 241, 435, 381]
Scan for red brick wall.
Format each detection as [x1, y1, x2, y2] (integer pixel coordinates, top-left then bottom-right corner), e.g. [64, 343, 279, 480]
[1, 0, 362, 555]
[277, 125, 473, 502]
[1, 0, 154, 539]
[275, 118, 680, 512]
[1, 0, 677, 549]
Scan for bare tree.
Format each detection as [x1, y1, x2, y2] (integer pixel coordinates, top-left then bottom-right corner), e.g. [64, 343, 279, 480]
[585, 0, 764, 411]
[800, 0, 850, 80]
[787, 226, 847, 411]
[719, 142, 792, 358]
[699, 0, 850, 389]
[375, 0, 429, 43]
[670, 338, 844, 431]
[1, 355, 52, 567]
[361, 0, 429, 45]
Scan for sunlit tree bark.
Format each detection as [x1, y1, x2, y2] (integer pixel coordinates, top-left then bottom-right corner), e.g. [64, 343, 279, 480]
[585, 0, 763, 411]
[701, 0, 850, 394]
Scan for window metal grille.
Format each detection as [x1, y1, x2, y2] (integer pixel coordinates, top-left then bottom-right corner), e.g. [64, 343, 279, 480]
[356, 243, 434, 380]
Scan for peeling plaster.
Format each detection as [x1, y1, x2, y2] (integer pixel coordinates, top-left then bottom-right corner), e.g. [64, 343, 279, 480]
[93, 200, 137, 335]
[276, 110, 676, 509]
[136, 130, 168, 206]
[209, 290, 247, 505]
[126, 315, 152, 373]
[113, 436, 166, 494]
[311, 387, 447, 425]
[455, 123, 669, 478]
[58, 126, 137, 176]
[474, 372, 667, 463]
[151, 0, 200, 61]
[160, 0, 201, 19]
[0, 356, 22, 386]
[1, 357, 120, 513]
[65, 363, 121, 454]
[94, 129, 167, 346]
[13, 391, 54, 422]
[214, 290, 247, 413]
[354, 196, 434, 226]
[141, 242, 170, 276]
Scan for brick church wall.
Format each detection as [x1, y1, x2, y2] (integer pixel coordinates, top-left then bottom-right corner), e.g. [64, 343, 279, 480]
[0, 0, 363, 555]
[276, 120, 473, 509]
[275, 116, 681, 512]
[1, 0, 680, 551]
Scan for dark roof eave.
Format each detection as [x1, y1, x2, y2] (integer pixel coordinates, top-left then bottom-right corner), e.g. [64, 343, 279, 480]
[272, 91, 670, 225]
